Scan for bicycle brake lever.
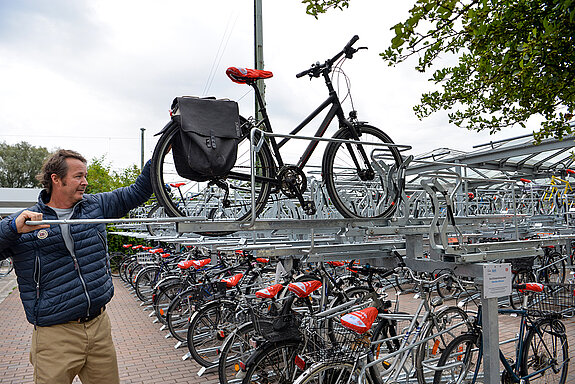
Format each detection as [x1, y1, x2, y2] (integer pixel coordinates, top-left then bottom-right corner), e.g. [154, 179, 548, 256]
[345, 46, 368, 59]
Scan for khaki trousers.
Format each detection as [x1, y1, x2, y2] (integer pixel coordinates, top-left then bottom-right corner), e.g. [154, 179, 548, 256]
[30, 310, 120, 384]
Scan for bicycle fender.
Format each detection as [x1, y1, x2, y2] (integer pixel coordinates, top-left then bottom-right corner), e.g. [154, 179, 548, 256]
[154, 120, 177, 136]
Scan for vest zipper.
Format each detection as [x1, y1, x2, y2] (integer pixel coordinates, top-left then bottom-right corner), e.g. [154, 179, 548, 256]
[71, 251, 91, 317]
[68, 203, 91, 317]
[33, 252, 41, 326]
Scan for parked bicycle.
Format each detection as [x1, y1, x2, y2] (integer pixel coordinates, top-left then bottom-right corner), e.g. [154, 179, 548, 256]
[433, 282, 570, 384]
[151, 36, 405, 234]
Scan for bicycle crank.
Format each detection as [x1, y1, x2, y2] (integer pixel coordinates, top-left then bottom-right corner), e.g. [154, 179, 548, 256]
[278, 166, 316, 215]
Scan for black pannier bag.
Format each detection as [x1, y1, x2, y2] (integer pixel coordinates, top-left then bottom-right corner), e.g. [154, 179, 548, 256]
[170, 96, 241, 182]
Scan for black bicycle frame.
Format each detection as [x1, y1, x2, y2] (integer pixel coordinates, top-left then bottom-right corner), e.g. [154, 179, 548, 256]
[471, 305, 544, 383]
[227, 67, 371, 185]
[256, 68, 350, 168]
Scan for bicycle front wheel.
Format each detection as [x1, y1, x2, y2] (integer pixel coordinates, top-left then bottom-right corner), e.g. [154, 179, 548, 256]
[293, 361, 361, 384]
[433, 334, 480, 384]
[415, 306, 472, 384]
[242, 340, 303, 384]
[219, 322, 258, 384]
[322, 124, 402, 219]
[520, 318, 568, 384]
[151, 119, 275, 234]
[187, 299, 238, 367]
[134, 266, 161, 302]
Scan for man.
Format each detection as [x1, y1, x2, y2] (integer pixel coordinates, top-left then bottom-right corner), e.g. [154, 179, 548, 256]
[0, 149, 153, 383]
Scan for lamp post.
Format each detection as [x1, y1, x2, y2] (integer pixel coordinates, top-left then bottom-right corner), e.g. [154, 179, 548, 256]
[140, 127, 145, 170]
[254, 0, 264, 121]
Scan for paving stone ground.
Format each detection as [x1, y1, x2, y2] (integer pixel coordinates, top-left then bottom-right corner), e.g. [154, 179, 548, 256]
[0, 275, 217, 384]
[0, 273, 574, 383]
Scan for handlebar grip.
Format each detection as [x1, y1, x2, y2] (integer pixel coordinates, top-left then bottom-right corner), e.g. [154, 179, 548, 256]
[296, 69, 311, 78]
[345, 35, 360, 49]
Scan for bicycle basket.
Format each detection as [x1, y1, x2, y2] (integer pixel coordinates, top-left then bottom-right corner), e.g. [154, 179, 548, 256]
[251, 305, 302, 342]
[305, 324, 372, 364]
[527, 283, 575, 317]
[136, 252, 157, 265]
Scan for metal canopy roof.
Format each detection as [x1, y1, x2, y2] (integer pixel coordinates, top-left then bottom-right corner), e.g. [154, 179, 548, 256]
[407, 133, 575, 185]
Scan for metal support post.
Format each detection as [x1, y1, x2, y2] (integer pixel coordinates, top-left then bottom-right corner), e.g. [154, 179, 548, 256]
[481, 290, 501, 384]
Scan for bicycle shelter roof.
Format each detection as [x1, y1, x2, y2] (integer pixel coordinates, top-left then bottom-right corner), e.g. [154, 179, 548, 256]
[407, 133, 575, 188]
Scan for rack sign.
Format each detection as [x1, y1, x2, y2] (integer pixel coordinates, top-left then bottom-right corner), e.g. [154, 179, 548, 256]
[483, 263, 512, 299]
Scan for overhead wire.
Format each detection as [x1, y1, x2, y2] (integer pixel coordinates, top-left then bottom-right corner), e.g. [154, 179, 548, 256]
[202, 10, 240, 97]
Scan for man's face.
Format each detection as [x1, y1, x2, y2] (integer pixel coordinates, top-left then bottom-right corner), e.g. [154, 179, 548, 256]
[52, 158, 88, 207]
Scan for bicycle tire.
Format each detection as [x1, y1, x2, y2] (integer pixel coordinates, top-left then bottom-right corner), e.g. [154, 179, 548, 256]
[153, 280, 184, 325]
[415, 306, 472, 384]
[166, 289, 197, 342]
[107, 252, 124, 278]
[151, 118, 275, 236]
[369, 311, 415, 383]
[292, 360, 361, 384]
[435, 275, 460, 299]
[241, 340, 304, 384]
[128, 262, 145, 289]
[145, 203, 176, 237]
[118, 255, 136, 283]
[510, 270, 536, 310]
[537, 251, 566, 284]
[134, 266, 161, 302]
[187, 299, 239, 367]
[218, 322, 258, 384]
[432, 333, 480, 384]
[322, 124, 402, 219]
[520, 317, 568, 384]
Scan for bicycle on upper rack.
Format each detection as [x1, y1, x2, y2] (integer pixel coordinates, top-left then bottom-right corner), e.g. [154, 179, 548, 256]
[151, 35, 406, 234]
[433, 282, 570, 384]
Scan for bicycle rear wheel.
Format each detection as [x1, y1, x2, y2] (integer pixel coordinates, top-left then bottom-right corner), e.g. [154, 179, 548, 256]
[151, 119, 275, 235]
[322, 124, 402, 219]
[520, 318, 568, 384]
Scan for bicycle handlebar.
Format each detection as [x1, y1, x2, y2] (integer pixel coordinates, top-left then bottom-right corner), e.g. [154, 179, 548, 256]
[296, 35, 361, 79]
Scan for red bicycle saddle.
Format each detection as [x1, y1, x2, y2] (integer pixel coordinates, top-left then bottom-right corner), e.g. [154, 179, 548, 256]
[177, 258, 211, 270]
[221, 273, 244, 288]
[226, 67, 273, 84]
[255, 283, 284, 299]
[287, 280, 322, 298]
[340, 306, 378, 334]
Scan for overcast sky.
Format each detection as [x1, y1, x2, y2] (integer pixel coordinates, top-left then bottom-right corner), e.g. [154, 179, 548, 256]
[0, 0, 530, 171]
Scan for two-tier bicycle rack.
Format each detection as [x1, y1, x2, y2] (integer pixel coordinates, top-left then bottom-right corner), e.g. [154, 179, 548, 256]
[28, 132, 575, 384]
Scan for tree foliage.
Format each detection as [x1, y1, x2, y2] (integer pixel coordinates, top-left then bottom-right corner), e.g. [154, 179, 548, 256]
[301, 0, 575, 140]
[86, 156, 140, 194]
[0, 142, 50, 188]
[301, 0, 350, 17]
